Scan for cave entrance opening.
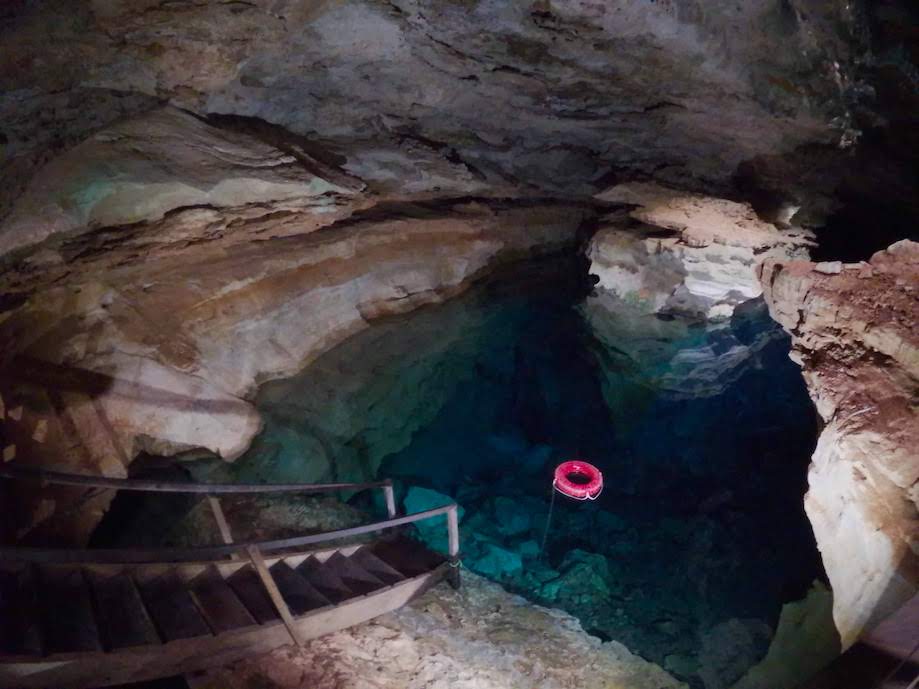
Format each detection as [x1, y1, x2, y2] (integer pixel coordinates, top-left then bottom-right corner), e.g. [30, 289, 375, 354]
[97, 250, 825, 689]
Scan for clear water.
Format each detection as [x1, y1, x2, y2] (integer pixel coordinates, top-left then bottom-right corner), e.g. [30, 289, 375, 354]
[114, 254, 822, 688]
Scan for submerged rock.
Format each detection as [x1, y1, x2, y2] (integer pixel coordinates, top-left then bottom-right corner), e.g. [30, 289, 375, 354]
[474, 542, 524, 581]
[492, 496, 532, 537]
[697, 619, 772, 689]
[539, 549, 616, 626]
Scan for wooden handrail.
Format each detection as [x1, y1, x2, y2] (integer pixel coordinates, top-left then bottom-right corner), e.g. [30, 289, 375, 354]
[0, 504, 459, 564]
[0, 464, 390, 495]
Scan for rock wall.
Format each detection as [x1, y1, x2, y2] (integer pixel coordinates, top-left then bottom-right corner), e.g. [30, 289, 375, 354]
[588, 182, 813, 320]
[1, 0, 877, 213]
[209, 282, 516, 487]
[759, 240, 919, 648]
[0, 107, 592, 544]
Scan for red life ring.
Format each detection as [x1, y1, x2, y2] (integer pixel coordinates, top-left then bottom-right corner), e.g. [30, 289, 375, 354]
[553, 460, 603, 501]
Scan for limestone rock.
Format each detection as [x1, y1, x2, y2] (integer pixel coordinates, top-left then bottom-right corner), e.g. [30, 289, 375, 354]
[0, 107, 362, 257]
[539, 549, 615, 628]
[493, 496, 532, 537]
[733, 581, 839, 689]
[195, 572, 686, 689]
[588, 183, 813, 320]
[474, 542, 524, 581]
[759, 240, 919, 648]
[404, 486, 460, 519]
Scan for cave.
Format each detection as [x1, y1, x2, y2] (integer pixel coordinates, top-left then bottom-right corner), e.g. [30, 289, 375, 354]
[0, 2, 917, 689]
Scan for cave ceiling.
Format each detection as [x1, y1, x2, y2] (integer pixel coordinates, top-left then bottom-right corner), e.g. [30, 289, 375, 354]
[1, 0, 917, 248]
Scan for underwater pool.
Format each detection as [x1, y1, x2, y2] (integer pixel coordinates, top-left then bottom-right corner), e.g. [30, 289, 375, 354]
[220, 254, 824, 687]
[101, 254, 824, 688]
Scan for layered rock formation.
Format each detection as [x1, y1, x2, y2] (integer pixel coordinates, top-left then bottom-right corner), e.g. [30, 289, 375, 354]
[1, 0, 884, 213]
[582, 182, 816, 434]
[208, 281, 516, 487]
[588, 182, 813, 321]
[0, 107, 592, 543]
[760, 240, 919, 648]
[193, 571, 685, 689]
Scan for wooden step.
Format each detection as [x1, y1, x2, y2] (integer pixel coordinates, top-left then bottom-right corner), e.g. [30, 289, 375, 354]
[88, 571, 161, 651]
[325, 552, 385, 596]
[189, 566, 257, 634]
[38, 566, 102, 654]
[0, 565, 42, 656]
[137, 571, 211, 642]
[227, 566, 280, 624]
[297, 556, 354, 604]
[370, 537, 445, 577]
[351, 548, 406, 586]
[269, 561, 330, 615]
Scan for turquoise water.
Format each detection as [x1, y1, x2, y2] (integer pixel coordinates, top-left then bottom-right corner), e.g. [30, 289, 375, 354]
[125, 255, 821, 687]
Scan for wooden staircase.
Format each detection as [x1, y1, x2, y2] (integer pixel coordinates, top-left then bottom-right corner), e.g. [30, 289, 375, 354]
[0, 467, 460, 689]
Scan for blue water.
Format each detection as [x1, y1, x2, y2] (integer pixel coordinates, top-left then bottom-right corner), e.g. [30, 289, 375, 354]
[178, 255, 822, 687]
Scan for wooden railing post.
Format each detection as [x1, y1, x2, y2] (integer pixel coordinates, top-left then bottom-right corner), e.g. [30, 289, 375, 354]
[246, 544, 305, 647]
[446, 504, 461, 590]
[382, 480, 396, 519]
[207, 495, 239, 560]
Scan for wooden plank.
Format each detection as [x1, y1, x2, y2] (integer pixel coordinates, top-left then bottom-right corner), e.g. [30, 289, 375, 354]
[0, 565, 42, 656]
[297, 556, 354, 604]
[188, 567, 257, 634]
[206, 496, 235, 546]
[350, 548, 405, 586]
[0, 566, 447, 689]
[290, 564, 446, 639]
[206, 496, 240, 561]
[47, 546, 343, 577]
[796, 592, 919, 689]
[371, 537, 445, 578]
[268, 561, 330, 615]
[38, 567, 102, 654]
[325, 552, 385, 596]
[227, 565, 280, 625]
[245, 546, 303, 646]
[0, 505, 457, 564]
[136, 571, 211, 642]
[0, 464, 388, 495]
[88, 571, 161, 650]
